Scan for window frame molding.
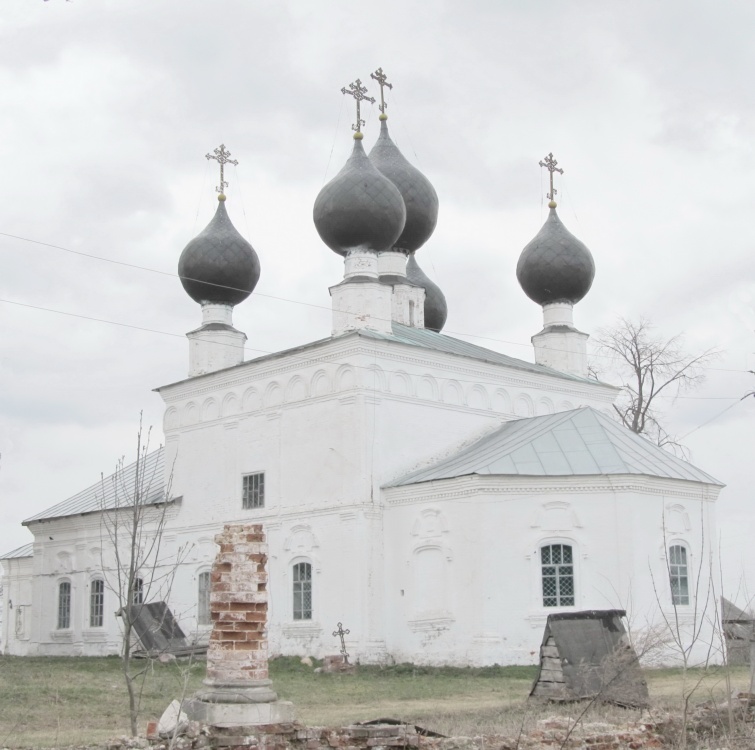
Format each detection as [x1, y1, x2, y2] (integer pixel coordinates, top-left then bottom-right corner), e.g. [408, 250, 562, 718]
[533, 537, 580, 611]
[292, 558, 313, 622]
[88, 576, 106, 629]
[666, 540, 692, 608]
[241, 471, 266, 510]
[56, 578, 73, 631]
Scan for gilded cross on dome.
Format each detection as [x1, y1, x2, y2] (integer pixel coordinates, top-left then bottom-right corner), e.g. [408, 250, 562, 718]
[370, 67, 393, 116]
[539, 152, 564, 206]
[341, 79, 375, 137]
[206, 144, 239, 197]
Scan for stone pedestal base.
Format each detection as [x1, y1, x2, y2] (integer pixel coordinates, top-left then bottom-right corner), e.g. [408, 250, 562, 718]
[185, 679, 295, 727]
[184, 697, 295, 727]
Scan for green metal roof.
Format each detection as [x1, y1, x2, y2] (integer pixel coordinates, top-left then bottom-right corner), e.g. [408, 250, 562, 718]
[388, 407, 723, 487]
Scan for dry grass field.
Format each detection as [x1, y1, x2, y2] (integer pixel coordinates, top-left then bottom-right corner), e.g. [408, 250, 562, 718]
[0, 656, 749, 749]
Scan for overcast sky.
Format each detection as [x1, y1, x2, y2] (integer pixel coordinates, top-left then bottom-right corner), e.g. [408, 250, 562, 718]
[1, 1, 753, 598]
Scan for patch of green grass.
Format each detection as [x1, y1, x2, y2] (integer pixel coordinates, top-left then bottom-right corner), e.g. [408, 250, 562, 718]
[0, 655, 750, 749]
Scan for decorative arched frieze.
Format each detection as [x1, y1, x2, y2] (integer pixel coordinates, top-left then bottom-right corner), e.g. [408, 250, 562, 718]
[201, 397, 219, 422]
[263, 382, 283, 408]
[417, 375, 439, 401]
[242, 387, 261, 413]
[536, 397, 555, 416]
[336, 365, 357, 392]
[164, 407, 179, 431]
[285, 376, 308, 403]
[221, 392, 239, 417]
[514, 394, 534, 417]
[182, 401, 199, 426]
[311, 369, 332, 397]
[559, 400, 575, 412]
[491, 389, 511, 414]
[441, 380, 463, 405]
[467, 384, 490, 410]
[364, 364, 387, 393]
[390, 370, 413, 397]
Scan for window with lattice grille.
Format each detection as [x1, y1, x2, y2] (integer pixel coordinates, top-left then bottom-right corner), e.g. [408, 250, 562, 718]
[57, 581, 71, 629]
[198, 571, 211, 625]
[90, 578, 104, 627]
[669, 545, 690, 606]
[242, 472, 265, 509]
[293, 562, 312, 620]
[541, 544, 575, 607]
[132, 577, 144, 605]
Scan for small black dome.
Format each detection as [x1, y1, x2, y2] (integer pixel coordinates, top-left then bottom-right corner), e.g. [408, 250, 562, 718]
[178, 199, 260, 306]
[369, 120, 439, 254]
[516, 207, 595, 306]
[406, 253, 448, 332]
[313, 137, 406, 257]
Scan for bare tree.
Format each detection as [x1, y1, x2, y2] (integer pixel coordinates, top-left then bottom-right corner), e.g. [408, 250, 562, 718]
[97, 415, 187, 737]
[592, 317, 719, 456]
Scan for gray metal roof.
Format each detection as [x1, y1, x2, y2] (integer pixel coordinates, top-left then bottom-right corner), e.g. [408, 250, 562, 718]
[23, 448, 166, 524]
[388, 407, 723, 487]
[361, 323, 594, 383]
[0, 542, 34, 560]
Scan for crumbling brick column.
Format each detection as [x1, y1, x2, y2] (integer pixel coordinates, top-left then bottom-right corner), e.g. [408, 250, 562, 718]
[206, 523, 271, 686]
[187, 524, 294, 724]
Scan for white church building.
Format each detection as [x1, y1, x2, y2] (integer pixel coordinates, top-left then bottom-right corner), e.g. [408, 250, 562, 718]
[1, 83, 723, 665]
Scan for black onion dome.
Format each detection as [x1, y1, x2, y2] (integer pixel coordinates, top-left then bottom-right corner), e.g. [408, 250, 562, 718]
[516, 207, 595, 306]
[406, 253, 448, 332]
[313, 137, 406, 257]
[178, 199, 260, 306]
[368, 120, 439, 253]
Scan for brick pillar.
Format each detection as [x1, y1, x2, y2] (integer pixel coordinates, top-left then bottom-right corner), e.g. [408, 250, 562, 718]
[187, 524, 294, 725]
[206, 524, 271, 686]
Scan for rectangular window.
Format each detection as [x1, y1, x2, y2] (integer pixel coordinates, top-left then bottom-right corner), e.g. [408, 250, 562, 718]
[132, 577, 144, 605]
[90, 579, 104, 627]
[58, 581, 71, 629]
[293, 562, 312, 620]
[198, 571, 211, 625]
[541, 544, 575, 607]
[669, 545, 690, 606]
[242, 472, 265, 509]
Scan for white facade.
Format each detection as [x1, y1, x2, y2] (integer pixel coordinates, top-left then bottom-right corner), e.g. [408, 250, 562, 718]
[1, 323, 723, 665]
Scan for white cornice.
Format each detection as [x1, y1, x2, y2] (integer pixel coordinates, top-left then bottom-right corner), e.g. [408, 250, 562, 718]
[156, 333, 618, 405]
[384, 474, 722, 506]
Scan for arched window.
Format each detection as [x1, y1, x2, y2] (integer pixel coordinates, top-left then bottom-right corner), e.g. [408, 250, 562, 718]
[132, 577, 144, 605]
[669, 545, 690, 606]
[197, 571, 211, 625]
[89, 578, 105, 627]
[57, 581, 71, 629]
[541, 544, 574, 607]
[293, 562, 312, 621]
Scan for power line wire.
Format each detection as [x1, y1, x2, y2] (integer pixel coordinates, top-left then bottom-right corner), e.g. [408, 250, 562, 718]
[0, 229, 749, 375]
[0, 297, 746, 404]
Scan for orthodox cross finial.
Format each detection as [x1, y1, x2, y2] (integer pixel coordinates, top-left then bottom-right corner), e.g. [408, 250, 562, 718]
[539, 152, 564, 207]
[341, 79, 375, 139]
[206, 143, 238, 198]
[332, 621, 351, 665]
[370, 67, 392, 118]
